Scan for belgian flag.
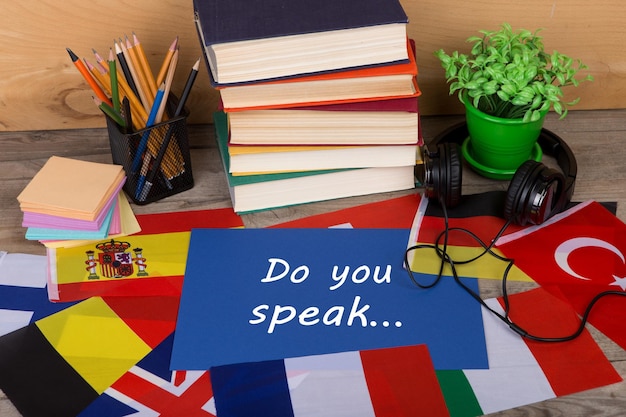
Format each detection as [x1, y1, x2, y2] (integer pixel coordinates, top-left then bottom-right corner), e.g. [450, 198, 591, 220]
[0, 294, 179, 417]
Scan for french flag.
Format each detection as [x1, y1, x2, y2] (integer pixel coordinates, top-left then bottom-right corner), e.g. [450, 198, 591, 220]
[210, 344, 449, 417]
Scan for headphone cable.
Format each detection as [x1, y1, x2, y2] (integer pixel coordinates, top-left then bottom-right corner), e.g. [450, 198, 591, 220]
[404, 202, 626, 342]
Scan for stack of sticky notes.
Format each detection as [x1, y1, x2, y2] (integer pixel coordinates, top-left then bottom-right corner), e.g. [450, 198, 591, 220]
[17, 156, 140, 248]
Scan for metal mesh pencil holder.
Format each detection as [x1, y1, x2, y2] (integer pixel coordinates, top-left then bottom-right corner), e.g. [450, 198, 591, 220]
[105, 106, 194, 205]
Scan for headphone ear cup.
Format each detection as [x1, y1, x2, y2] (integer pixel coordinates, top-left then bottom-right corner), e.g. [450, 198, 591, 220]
[420, 143, 463, 208]
[506, 159, 569, 226]
[504, 160, 542, 225]
[443, 143, 463, 208]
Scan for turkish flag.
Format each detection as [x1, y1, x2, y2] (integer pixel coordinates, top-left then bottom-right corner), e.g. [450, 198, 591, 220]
[496, 200, 626, 349]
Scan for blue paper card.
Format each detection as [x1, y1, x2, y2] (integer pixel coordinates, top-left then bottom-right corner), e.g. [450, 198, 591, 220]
[171, 228, 487, 370]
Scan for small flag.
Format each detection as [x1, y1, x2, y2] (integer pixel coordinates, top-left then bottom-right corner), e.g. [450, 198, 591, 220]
[437, 287, 621, 416]
[79, 334, 215, 417]
[497, 200, 626, 350]
[406, 191, 534, 282]
[211, 344, 449, 417]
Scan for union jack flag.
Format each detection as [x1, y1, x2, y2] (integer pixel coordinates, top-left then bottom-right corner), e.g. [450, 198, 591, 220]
[78, 334, 215, 416]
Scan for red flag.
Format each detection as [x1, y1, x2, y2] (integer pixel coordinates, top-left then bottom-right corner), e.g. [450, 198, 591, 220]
[496, 201, 626, 349]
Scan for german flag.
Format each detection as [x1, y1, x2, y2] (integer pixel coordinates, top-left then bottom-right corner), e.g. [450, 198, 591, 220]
[406, 191, 535, 282]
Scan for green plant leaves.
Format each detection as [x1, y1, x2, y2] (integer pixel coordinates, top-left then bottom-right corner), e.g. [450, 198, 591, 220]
[434, 23, 592, 120]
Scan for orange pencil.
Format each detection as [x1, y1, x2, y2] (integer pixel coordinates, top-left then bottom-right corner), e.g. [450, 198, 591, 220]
[132, 32, 158, 99]
[66, 48, 112, 106]
[156, 36, 178, 88]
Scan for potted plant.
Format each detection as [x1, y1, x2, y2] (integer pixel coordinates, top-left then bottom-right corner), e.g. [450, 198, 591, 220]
[435, 23, 593, 178]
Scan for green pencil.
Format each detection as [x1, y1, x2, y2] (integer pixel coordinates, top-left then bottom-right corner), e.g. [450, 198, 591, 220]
[108, 48, 120, 113]
[94, 96, 125, 127]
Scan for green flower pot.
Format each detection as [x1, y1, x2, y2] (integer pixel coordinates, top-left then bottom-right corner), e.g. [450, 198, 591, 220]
[462, 95, 546, 179]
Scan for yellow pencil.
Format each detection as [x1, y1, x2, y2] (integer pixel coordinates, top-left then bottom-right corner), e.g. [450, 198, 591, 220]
[154, 48, 183, 179]
[116, 77, 148, 126]
[156, 36, 178, 88]
[132, 32, 158, 99]
[121, 36, 152, 114]
[85, 58, 111, 93]
[91, 48, 108, 72]
[156, 48, 178, 123]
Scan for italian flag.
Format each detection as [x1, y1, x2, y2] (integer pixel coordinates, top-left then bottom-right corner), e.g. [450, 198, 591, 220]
[437, 287, 621, 416]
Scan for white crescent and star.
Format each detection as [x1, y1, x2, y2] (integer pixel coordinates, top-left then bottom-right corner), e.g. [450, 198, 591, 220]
[554, 237, 626, 291]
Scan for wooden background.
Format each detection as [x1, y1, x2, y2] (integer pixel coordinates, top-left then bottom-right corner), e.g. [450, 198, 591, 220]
[0, 0, 624, 132]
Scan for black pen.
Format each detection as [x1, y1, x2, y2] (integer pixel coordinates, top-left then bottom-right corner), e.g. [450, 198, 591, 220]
[122, 97, 133, 134]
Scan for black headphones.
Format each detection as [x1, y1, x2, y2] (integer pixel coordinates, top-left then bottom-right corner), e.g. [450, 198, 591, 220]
[415, 122, 577, 226]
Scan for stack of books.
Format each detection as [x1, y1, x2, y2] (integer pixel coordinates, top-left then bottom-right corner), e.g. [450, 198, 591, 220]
[194, 0, 421, 213]
[16, 156, 140, 249]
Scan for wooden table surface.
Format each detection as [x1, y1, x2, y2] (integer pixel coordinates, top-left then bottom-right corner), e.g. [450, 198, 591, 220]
[1, 109, 625, 416]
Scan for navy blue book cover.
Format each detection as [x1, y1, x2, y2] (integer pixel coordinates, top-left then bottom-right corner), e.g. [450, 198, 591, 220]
[194, 0, 408, 45]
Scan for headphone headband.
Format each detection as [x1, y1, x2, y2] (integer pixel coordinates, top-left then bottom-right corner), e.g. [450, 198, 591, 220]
[432, 122, 577, 203]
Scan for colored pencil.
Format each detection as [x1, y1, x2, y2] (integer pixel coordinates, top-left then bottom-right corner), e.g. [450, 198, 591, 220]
[175, 58, 200, 117]
[114, 39, 139, 99]
[108, 48, 120, 113]
[85, 58, 111, 92]
[120, 36, 151, 113]
[133, 32, 158, 98]
[126, 35, 154, 109]
[66, 48, 112, 106]
[156, 36, 178, 88]
[93, 96, 125, 127]
[86, 58, 145, 130]
[138, 59, 200, 201]
[91, 48, 108, 72]
[132, 83, 165, 172]
[134, 83, 166, 197]
[155, 47, 179, 123]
